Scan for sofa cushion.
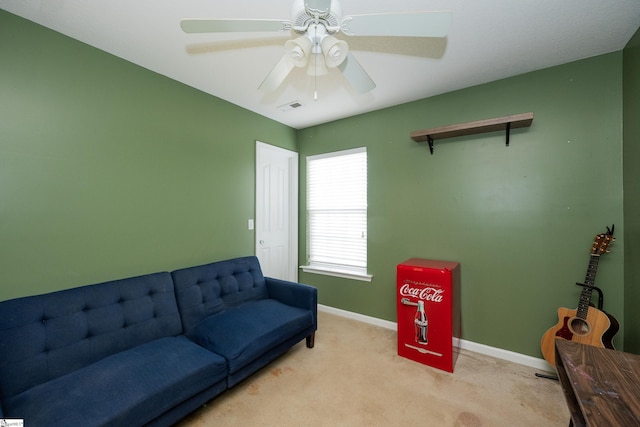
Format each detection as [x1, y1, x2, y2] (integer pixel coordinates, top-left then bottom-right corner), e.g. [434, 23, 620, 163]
[171, 256, 269, 333]
[0, 272, 182, 401]
[4, 336, 228, 427]
[188, 299, 314, 374]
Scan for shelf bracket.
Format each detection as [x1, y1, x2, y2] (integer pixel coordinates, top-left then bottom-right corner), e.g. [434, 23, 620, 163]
[505, 121, 511, 147]
[427, 135, 434, 155]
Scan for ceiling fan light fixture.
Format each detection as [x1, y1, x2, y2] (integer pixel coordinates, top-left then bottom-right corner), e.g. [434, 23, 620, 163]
[285, 36, 312, 67]
[321, 36, 348, 68]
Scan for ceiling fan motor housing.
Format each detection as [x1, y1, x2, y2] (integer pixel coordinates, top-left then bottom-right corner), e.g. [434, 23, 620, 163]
[291, 0, 341, 34]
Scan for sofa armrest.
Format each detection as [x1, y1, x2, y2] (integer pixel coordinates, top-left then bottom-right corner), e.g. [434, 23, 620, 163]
[265, 278, 318, 330]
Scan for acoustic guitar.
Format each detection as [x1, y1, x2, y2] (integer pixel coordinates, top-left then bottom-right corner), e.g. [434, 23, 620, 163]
[540, 227, 619, 367]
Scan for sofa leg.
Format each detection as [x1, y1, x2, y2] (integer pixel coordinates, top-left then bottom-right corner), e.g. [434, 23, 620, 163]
[306, 332, 315, 348]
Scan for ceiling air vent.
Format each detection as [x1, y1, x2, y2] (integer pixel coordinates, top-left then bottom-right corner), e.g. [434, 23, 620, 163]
[278, 101, 303, 112]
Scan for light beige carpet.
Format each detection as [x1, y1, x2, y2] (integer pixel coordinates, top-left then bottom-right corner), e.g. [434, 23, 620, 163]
[177, 311, 569, 426]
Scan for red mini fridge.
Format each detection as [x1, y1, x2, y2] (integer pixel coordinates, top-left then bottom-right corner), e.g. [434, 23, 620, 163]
[397, 258, 461, 373]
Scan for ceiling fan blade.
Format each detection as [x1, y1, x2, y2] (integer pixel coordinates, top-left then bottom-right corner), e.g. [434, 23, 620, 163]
[337, 53, 376, 93]
[181, 19, 289, 34]
[258, 55, 296, 92]
[338, 35, 448, 59]
[186, 36, 291, 55]
[341, 11, 452, 38]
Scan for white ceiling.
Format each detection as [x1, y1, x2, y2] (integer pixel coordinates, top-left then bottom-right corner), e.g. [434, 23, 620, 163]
[2, 0, 640, 129]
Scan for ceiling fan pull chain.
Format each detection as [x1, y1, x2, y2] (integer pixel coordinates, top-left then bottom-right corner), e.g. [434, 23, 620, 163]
[314, 26, 319, 100]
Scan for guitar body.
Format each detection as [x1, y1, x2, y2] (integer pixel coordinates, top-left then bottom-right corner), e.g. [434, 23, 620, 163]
[540, 305, 614, 367]
[540, 226, 619, 367]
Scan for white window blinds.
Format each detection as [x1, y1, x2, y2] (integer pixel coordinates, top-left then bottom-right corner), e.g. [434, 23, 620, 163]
[306, 147, 368, 277]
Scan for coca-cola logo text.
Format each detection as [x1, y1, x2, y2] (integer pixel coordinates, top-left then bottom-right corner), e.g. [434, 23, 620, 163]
[400, 283, 444, 303]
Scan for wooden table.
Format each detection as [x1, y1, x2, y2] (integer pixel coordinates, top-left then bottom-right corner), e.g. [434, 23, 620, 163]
[555, 339, 640, 426]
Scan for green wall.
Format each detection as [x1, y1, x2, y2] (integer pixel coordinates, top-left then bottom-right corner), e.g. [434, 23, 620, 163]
[298, 53, 625, 358]
[0, 10, 296, 300]
[623, 27, 640, 354]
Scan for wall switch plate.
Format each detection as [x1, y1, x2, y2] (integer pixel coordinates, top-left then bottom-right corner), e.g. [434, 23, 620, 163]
[248, 219, 254, 230]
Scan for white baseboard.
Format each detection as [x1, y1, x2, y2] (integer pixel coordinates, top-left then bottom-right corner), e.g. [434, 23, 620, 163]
[320, 304, 398, 330]
[318, 304, 555, 374]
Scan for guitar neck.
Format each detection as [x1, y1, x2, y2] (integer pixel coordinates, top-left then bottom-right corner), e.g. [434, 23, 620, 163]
[576, 254, 600, 319]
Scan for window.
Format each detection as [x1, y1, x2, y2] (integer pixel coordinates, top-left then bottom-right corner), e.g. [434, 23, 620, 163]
[302, 147, 371, 282]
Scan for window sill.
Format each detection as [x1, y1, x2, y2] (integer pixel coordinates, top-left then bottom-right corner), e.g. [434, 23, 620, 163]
[300, 265, 373, 282]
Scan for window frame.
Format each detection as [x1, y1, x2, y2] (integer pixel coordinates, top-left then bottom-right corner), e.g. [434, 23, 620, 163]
[300, 147, 372, 282]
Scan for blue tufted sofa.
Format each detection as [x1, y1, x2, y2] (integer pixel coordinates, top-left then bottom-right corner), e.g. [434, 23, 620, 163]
[0, 256, 317, 426]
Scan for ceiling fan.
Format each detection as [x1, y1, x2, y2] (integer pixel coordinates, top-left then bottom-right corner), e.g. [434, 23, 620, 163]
[181, 0, 452, 94]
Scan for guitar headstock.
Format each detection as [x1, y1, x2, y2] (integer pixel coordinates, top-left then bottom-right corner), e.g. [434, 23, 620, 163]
[591, 224, 615, 256]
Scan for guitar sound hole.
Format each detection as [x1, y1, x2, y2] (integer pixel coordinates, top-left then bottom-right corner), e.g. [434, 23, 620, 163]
[570, 318, 590, 336]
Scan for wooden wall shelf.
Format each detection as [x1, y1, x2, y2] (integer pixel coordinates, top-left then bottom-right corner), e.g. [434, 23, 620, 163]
[410, 112, 534, 154]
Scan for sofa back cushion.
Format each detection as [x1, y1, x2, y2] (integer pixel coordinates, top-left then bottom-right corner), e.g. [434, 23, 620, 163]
[0, 272, 181, 400]
[171, 256, 269, 333]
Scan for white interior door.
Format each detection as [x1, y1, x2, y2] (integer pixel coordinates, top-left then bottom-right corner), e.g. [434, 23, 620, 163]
[255, 141, 298, 281]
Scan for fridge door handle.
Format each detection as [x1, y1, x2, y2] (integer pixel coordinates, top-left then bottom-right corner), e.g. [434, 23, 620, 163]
[400, 297, 418, 307]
